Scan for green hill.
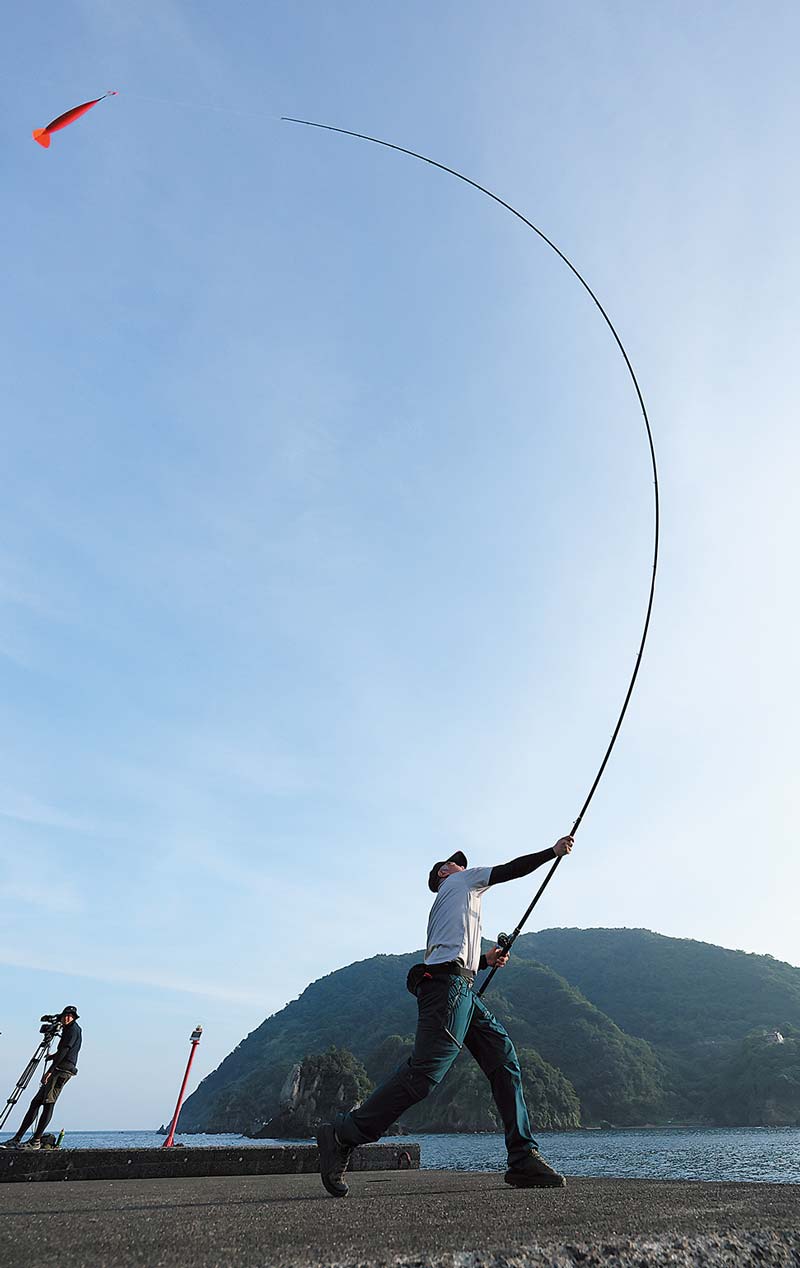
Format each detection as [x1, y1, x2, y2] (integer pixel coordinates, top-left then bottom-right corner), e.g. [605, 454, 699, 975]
[515, 928, 800, 1054]
[179, 929, 800, 1133]
[179, 943, 664, 1133]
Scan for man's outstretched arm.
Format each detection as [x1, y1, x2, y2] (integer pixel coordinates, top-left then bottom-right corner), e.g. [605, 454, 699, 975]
[488, 836, 573, 886]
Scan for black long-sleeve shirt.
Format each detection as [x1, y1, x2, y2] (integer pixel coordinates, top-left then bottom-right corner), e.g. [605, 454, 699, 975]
[50, 1021, 82, 1075]
[476, 847, 558, 970]
[488, 846, 556, 887]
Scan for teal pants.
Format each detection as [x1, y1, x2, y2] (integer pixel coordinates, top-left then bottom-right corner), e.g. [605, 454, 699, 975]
[336, 972, 537, 1166]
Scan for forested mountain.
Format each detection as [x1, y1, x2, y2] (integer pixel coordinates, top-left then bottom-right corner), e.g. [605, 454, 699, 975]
[516, 928, 800, 1052]
[514, 928, 800, 1122]
[178, 929, 800, 1134]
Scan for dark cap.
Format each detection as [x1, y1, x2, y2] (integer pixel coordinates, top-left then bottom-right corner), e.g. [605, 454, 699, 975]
[60, 1005, 79, 1020]
[428, 850, 468, 893]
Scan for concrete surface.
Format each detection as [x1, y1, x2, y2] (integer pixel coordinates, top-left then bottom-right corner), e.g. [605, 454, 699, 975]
[0, 1142, 418, 1183]
[0, 1168, 797, 1267]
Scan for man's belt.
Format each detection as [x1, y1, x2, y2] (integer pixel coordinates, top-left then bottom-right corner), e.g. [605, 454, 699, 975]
[406, 960, 474, 994]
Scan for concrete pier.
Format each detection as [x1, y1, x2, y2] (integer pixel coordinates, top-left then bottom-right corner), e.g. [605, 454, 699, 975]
[0, 1169, 797, 1267]
[0, 1141, 417, 1183]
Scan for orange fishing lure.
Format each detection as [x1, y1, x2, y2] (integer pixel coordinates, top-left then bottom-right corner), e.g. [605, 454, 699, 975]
[33, 91, 117, 148]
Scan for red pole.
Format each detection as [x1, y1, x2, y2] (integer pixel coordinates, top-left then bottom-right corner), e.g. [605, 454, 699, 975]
[162, 1025, 203, 1148]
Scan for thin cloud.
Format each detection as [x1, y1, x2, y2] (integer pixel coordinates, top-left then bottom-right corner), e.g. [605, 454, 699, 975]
[0, 879, 84, 915]
[0, 948, 265, 1007]
[0, 792, 106, 834]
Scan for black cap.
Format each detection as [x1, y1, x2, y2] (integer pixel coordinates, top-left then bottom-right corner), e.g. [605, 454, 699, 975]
[60, 1005, 79, 1020]
[428, 850, 468, 893]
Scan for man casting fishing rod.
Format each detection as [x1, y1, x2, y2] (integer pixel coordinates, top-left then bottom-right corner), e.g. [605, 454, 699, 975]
[317, 836, 574, 1196]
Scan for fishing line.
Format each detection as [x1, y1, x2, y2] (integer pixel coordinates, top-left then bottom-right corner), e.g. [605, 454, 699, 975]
[283, 117, 660, 996]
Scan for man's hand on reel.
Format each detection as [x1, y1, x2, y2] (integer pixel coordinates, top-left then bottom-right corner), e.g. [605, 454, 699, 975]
[485, 944, 510, 969]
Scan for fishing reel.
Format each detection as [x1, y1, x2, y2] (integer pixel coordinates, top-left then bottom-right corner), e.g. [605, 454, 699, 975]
[496, 932, 513, 952]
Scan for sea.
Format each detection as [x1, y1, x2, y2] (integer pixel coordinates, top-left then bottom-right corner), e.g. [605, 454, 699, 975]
[3, 1127, 798, 1184]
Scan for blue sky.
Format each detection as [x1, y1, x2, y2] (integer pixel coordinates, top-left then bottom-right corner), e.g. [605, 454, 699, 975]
[2, 2, 798, 1130]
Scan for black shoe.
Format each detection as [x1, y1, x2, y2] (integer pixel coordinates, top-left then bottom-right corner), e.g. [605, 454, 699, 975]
[20, 1138, 42, 1151]
[316, 1123, 352, 1197]
[505, 1150, 566, 1188]
[0, 1139, 21, 1150]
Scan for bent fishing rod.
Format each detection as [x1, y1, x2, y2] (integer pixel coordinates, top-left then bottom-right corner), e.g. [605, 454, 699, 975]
[284, 118, 660, 997]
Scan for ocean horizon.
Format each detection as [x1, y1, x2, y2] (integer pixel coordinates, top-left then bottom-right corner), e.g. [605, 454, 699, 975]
[4, 1126, 798, 1184]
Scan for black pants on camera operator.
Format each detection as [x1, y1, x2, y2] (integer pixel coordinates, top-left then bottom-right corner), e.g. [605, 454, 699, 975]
[2, 1007, 82, 1150]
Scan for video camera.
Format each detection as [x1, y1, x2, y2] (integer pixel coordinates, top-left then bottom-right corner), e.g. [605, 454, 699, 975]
[39, 1015, 63, 1040]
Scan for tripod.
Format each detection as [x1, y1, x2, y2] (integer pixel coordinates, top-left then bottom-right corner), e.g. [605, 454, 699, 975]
[0, 1023, 62, 1133]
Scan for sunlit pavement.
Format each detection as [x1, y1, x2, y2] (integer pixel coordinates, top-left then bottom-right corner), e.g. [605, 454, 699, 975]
[1, 1170, 798, 1267]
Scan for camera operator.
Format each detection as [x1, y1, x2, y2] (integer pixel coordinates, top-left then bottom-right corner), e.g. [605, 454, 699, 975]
[1, 1006, 82, 1150]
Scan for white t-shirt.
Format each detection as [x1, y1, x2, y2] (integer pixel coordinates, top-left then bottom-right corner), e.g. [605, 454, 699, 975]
[425, 866, 493, 974]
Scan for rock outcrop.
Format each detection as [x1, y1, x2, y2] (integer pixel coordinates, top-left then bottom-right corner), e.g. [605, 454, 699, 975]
[251, 1047, 372, 1139]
